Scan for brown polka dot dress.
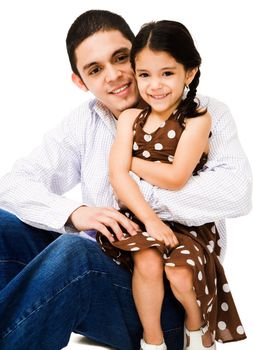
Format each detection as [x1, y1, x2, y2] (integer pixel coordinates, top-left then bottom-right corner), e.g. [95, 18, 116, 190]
[96, 107, 246, 344]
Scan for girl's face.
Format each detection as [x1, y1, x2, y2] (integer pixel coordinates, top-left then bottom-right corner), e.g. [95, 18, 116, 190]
[135, 47, 197, 117]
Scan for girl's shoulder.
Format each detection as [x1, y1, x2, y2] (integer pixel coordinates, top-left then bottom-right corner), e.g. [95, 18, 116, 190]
[118, 108, 144, 125]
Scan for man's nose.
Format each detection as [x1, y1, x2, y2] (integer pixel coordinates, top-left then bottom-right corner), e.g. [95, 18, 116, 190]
[105, 65, 122, 83]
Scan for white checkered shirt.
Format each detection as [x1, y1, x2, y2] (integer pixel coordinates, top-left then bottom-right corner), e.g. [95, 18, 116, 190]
[0, 95, 252, 260]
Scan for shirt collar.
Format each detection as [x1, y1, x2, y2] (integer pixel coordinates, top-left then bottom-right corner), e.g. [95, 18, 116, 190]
[92, 99, 117, 136]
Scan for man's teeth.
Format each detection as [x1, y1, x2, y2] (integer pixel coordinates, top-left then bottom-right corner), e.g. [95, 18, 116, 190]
[112, 85, 128, 94]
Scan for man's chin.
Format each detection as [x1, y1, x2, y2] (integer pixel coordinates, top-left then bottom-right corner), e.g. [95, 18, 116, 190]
[120, 96, 140, 111]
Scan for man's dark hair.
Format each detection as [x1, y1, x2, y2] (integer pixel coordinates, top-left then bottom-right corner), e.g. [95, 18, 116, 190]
[66, 10, 135, 77]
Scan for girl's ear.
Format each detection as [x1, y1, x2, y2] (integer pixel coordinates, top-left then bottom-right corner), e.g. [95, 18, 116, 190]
[185, 67, 198, 86]
[71, 73, 88, 92]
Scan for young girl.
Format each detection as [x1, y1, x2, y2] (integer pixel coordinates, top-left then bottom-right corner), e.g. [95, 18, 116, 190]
[97, 20, 246, 350]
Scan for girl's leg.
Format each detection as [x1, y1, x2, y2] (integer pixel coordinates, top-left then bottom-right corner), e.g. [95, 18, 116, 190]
[164, 265, 213, 347]
[132, 249, 164, 345]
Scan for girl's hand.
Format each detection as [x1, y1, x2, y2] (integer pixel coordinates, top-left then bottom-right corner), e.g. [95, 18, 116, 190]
[144, 217, 179, 247]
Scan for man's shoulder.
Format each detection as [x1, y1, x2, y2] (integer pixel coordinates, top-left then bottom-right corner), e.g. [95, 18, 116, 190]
[67, 98, 96, 119]
[198, 94, 230, 114]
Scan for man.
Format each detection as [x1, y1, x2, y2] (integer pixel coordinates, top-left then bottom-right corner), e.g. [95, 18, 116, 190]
[0, 9, 252, 350]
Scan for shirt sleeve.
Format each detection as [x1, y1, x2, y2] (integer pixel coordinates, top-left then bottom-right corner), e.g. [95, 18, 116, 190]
[0, 105, 88, 232]
[137, 96, 252, 226]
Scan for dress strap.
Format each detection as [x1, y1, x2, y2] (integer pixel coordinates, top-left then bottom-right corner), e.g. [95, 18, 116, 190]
[132, 106, 151, 131]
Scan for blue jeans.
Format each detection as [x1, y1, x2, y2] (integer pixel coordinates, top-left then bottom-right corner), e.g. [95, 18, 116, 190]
[0, 209, 184, 350]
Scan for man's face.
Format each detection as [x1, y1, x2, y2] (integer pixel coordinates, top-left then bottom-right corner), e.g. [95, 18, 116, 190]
[73, 30, 139, 118]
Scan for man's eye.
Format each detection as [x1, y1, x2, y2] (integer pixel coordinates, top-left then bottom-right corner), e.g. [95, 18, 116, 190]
[89, 67, 101, 75]
[115, 54, 129, 63]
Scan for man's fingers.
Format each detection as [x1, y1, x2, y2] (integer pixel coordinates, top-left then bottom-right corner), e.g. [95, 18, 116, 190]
[97, 215, 124, 241]
[95, 223, 115, 243]
[103, 208, 138, 236]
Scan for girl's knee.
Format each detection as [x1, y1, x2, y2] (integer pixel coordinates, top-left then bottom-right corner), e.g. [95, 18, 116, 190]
[165, 265, 193, 293]
[133, 249, 163, 279]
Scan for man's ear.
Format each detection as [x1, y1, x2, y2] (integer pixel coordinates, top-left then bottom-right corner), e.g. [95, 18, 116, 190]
[71, 73, 88, 92]
[185, 67, 198, 86]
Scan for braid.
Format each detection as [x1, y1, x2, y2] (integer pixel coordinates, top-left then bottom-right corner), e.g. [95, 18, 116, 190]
[174, 70, 207, 127]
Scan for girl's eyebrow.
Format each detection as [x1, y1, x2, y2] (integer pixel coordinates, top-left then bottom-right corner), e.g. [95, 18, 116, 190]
[136, 66, 177, 72]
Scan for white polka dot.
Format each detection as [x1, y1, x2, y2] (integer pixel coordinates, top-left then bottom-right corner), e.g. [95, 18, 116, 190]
[221, 302, 229, 311]
[205, 285, 209, 294]
[196, 299, 201, 307]
[144, 134, 152, 142]
[207, 243, 214, 253]
[127, 242, 136, 246]
[151, 243, 161, 247]
[207, 305, 213, 313]
[203, 255, 207, 264]
[218, 321, 227, 331]
[133, 142, 138, 150]
[236, 325, 245, 335]
[165, 262, 176, 267]
[113, 259, 121, 265]
[194, 245, 199, 251]
[222, 284, 230, 293]
[141, 231, 149, 237]
[154, 160, 161, 163]
[168, 155, 174, 163]
[214, 278, 217, 286]
[154, 143, 163, 150]
[146, 237, 156, 241]
[142, 150, 150, 158]
[163, 253, 169, 259]
[211, 225, 216, 234]
[209, 240, 214, 249]
[198, 271, 203, 280]
[130, 247, 140, 251]
[176, 245, 185, 249]
[167, 130, 176, 139]
[187, 259, 195, 266]
[208, 298, 213, 305]
[190, 231, 197, 237]
[160, 121, 166, 128]
[198, 256, 203, 265]
[181, 250, 190, 254]
[217, 239, 222, 247]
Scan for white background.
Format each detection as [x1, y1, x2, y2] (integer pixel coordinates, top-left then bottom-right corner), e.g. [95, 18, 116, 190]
[0, 1, 253, 349]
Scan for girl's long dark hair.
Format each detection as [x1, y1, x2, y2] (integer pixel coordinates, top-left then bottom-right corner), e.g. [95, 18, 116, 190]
[131, 20, 206, 126]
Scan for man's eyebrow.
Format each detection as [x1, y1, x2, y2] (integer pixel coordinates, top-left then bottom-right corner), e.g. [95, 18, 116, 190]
[112, 47, 130, 57]
[82, 47, 130, 72]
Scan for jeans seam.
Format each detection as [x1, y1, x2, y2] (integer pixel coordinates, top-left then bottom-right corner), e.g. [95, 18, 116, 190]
[1, 270, 92, 340]
[0, 259, 27, 266]
[163, 326, 183, 333]
[112, 283, 131, 291]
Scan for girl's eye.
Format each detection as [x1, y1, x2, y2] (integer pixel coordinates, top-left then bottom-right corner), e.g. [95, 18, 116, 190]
[163, 71, 173, 76]
[138, 73, 149, 78]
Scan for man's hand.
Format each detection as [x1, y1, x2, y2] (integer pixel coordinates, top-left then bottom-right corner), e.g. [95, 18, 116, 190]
[69, 206, 139, 242]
